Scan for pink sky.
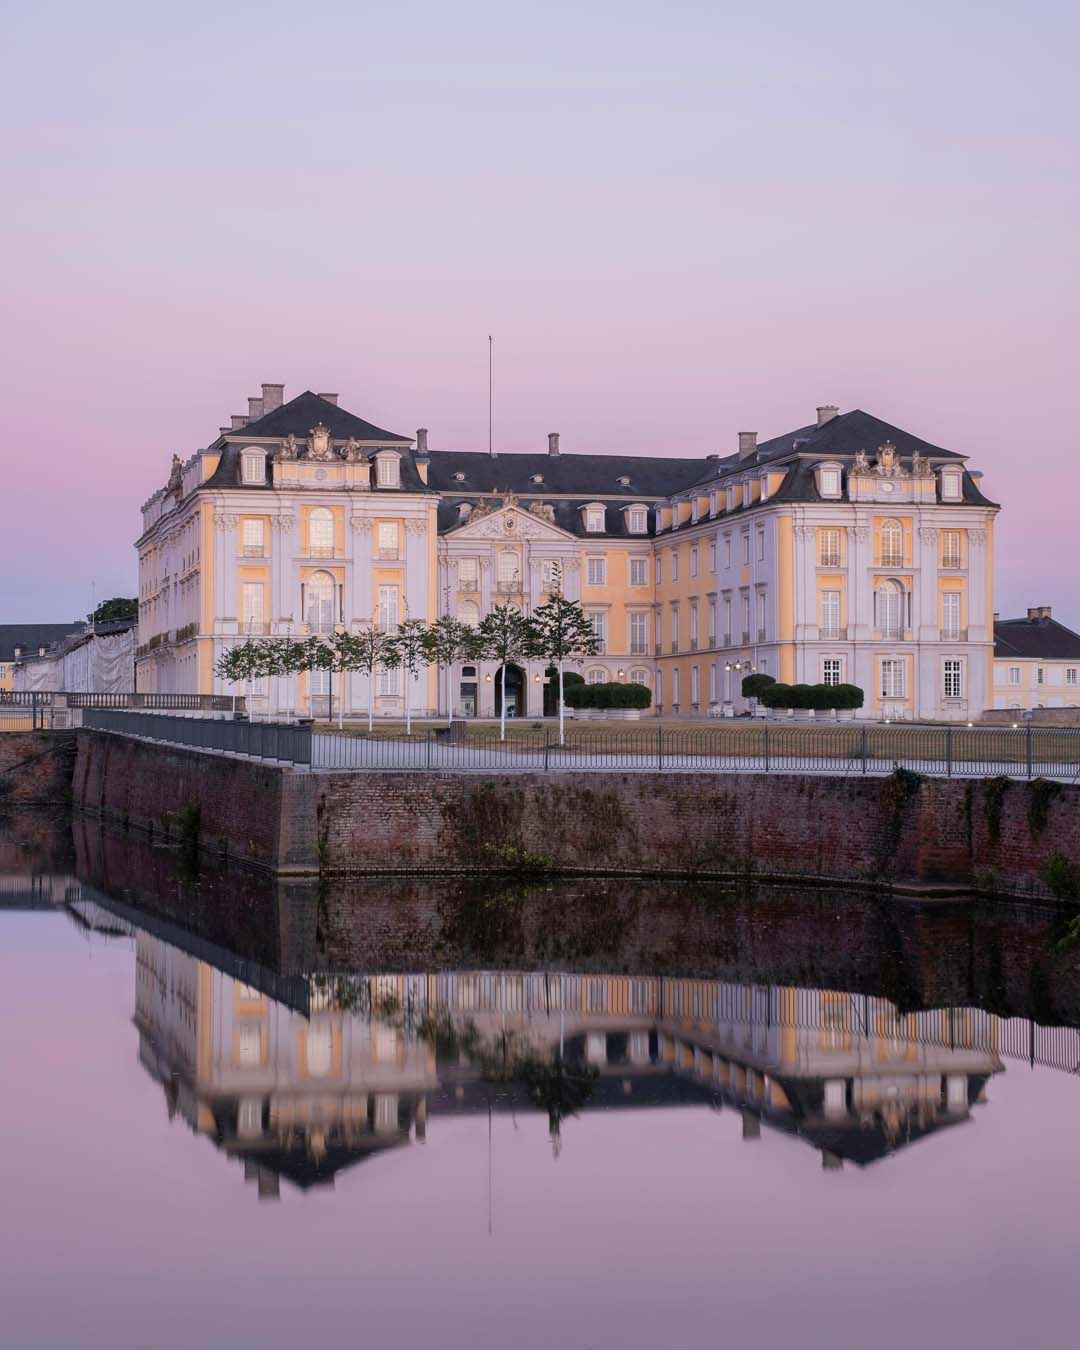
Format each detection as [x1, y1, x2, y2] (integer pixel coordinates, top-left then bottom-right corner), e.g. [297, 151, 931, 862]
[3, 1, 1077, 623]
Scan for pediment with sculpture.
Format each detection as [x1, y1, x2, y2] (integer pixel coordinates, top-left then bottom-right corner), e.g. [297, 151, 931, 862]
[449, 498, 578, 542]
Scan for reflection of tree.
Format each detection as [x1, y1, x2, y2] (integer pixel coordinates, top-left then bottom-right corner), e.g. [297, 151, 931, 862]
[519, 1055, 598, 1154]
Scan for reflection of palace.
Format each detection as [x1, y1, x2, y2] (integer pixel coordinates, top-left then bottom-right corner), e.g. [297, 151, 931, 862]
[130, 927, 1009, 1199]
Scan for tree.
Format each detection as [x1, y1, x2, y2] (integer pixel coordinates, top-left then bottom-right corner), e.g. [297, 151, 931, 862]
[529, 575, 600, 745]
[424, 615, 480, 725]
[386, 618, 430, 735]
[326, 626, 396, 733]
[88, 597, 138, 626]
[216, 639, 271, 713]
[476, 604, 535, 742]
[742, 672, 775, 701]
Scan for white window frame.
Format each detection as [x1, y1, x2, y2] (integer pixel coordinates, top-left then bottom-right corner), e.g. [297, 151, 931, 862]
[378, 583, 399, 632]
[880, 658, 906, 699]
[585, 505, 605, 533]
[241, 450, 265, 485]
[880, 519, 904, 567]
[1067, 668, 1078, 687]
[241, 518, 264, 555]
[629, 667, 650, 687]
[629, 611, 649, 655]
[940, 469, 963, 502]
[821, 589, 841, 639]
[941, 530, 962, 569]
[671, 549, 679, 582]
[1007, 666, 1021, 686]
[375, 453, 401, 488]
[309, 507, 335, 556]
[587, 611, 607, 653]
[942, 591, 962, 641]
[629, 556, 648, 587]
[822, 657, 842, 687]
[690, 546, 698, 578]
[819, 528, 841, 568]
[818, 465, 842, 499]
[943, 658, 963, 699]
[457, 599, 480, 628]
[377, 521, 400, 558]
[241, 582, 265, 629]
[586, 555, 607, 587]
[626, 506, 648, 534]
[457, 557, 478, 588]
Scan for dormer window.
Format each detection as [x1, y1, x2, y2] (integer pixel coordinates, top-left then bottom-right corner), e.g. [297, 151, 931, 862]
[940, 468, 962, 502]
[375, 452, 401, 488]
[816, 462, 842, 499]
[625, 505, 648, 534]
[530, 474, 544, 485]
[617, 475, 631, 488]
[453, 471, 466, 482]
[584, 504, 605, 533]
[241, 448, 266, 485]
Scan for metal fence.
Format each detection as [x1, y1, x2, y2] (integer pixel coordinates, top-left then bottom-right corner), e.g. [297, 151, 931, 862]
[0, 691, 242, 711]
[81, 708, 312, 764]
[309, 721, 1080, 780]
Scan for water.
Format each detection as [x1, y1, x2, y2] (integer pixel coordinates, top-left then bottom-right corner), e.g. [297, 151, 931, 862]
[3, 811, 1080, 1350]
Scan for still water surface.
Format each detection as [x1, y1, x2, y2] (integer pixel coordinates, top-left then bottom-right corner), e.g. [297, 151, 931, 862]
[3, 812, 1080, 1349]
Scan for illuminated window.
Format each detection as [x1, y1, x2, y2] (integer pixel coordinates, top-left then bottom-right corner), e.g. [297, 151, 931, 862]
[376, 454, 400, 488]
[377, 521, 400, 558]
[309, 507, 334, 556]
[880, 519, 904, 567]
[944, 659, 963, 699]
[457, 557, 478, 587]
[629, 557, 648, 587]
[586, 555, 607, 586]
[941, 530, 962, 568]
[241, 518, 264, 556]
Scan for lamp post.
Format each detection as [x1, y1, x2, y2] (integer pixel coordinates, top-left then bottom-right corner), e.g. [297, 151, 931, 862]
[724, 659, 755, 707]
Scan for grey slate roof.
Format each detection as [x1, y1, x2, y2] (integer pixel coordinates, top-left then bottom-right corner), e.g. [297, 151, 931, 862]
[0, 623, 80, 662]
[425, 450, 706, 498]
[994, 616, 1080, 661]
[436, 496, 657, 539]
[223, 390, 412, 444]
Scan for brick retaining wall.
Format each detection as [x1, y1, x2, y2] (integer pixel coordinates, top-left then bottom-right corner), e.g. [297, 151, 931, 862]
[0, 732, 76, 805]
[72, 729, 1080, 896]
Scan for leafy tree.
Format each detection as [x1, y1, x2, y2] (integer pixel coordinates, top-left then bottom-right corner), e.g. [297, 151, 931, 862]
[529, 575, 600, 744]
[476, 604, 535, 742]
[386, 618, 430, 736]
[88, 597, 138, 625]
[327, 626, 397, 733]
[424, 615, 480, 725]
[216, 639, 271, 712]
[741, 672, 775, 701]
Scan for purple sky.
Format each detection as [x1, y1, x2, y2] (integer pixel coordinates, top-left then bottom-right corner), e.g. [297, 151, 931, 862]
[3, 2, 1078, 624]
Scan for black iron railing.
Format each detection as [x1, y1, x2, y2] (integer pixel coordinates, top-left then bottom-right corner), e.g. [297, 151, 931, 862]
[82, 709, 311, 764]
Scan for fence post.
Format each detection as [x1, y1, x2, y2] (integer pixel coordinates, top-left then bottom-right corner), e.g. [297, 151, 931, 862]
[426, 729, 433, 771]
[860, 725, 868, 774]
[544, 730, 550, 772]
[1025, 723, 1033, 781]
[946, 726, 953, 778]
[763, 722, 770, 773]
[658, 724, 663, 772]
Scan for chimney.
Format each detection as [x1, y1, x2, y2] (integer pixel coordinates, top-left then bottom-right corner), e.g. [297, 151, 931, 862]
[1027, 606, 1052, 622]
[738, 431, 757, 460]
[248, 397, 264, 421]
[318, 392, 339, 406]
[13, 645, 22, 660]
[230, 414, 247, 430]
[219, 426, 231, 437]
[261, 383, 284, 412]
[816, 405, 839, 427]
[415, 428, 429, 454]
[993, 611, 1000, 622]
[548, 432, 560, 456]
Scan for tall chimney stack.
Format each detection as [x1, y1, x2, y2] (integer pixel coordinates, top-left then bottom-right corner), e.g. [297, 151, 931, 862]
[318, 392, 339, 406]
[261, 383, 284, 413]
[548, 432, 560, 456]
[738, 431, 757, 460]
[248, 396, 264, 421]
[1027, 606, 1052, 622]
[230, 414, 247, 430]
[415, 428, 429, 454]
[816, 405, 839, 427]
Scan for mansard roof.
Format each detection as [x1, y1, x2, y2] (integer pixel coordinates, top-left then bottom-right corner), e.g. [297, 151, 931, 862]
[436, 496, 657, 539]
[426, 450, 706, 498]
[994, 614, 1080, 661]
[222, 391, 412, 445]
[0, 623, 80, 662]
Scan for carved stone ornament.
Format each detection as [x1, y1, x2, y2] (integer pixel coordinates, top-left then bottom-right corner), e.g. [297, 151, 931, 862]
[456, 505, 569, 541]
[405, 518, 428, 536]
[911, 451, 933, 477]
[277, 433, 300, 461]
[970, 529, 987, 546]
[528, 500, 556, 524]
[853, 526, 870, 543]
[852, 448, 870, 473]
[343, 437, 364, 463]
[873, 442, 908, 478]
[214, 511, 238, 530]
[468, 498, 496, 519]
[350, 515, 374, 534]
[167, 453, 183, 497]
[918, 526, 938, 543]
[307, 422, 333, 460]
[270, 512, 295, 533]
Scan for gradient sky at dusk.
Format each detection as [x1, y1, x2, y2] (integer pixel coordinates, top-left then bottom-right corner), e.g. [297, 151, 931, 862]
[3, 1, 1078, 622]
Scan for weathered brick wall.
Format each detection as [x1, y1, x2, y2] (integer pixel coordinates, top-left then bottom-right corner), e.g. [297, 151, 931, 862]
[0, 732, 76, 805]
[71, 729, 1080, 895]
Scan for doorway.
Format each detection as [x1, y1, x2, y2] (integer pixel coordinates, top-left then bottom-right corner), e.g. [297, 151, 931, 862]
[494, 664, 525, 719]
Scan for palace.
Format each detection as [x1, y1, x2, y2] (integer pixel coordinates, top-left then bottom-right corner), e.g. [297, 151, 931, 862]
[136, 384, 999, 720]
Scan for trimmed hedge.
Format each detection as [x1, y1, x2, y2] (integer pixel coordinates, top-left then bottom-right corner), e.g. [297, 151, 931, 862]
[564, 681, 653, 709]
[760, 681, 864, 711]
[742, 673, 776, 700]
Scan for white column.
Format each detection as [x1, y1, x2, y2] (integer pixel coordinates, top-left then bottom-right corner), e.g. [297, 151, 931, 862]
[350, 515, 373, 622]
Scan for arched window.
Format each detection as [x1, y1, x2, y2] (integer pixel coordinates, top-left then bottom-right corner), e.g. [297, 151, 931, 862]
[457, 599, 480, 628]
[880, 518, 903, 567]
[309, 507, 334, 556]
[630, 668, 650, 687]
[305, 570, 336, 632]
[586, 668, 606, 685]
[876, 579, 905, 638]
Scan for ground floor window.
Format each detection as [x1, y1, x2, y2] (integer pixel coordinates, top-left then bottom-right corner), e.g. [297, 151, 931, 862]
[822, 658, 842, 686]
[880, 659, 906, 699]
[690, 666, 700, 705]
[309, 668, 330, 696]
[586, 668, 607, 685]
[629, 668, 650, 686]
[943, 659, 963, 699]
[378, 665, 401, 696]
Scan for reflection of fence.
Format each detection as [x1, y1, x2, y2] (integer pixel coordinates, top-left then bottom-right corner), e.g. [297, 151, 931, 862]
[307, 970, 1080, 1077]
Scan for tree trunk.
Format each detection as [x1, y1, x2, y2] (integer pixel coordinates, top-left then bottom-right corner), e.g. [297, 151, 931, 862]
[338, 669, 344, 731]
[368, 665, 375, 734]
[405, 663, 412, 736]
[558, 658, 565, 746]
[499, 662, 506, 742]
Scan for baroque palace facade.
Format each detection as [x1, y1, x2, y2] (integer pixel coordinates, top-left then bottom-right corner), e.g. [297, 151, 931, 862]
[136, 384, 998, 720]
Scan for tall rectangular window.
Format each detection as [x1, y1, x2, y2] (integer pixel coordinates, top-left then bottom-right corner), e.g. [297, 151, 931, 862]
[689, 603, 699, 645]
[588, 611, 607, 653]
[541, 559, 561, 591]
[242, 518, 264, 556]
[756, 529, 765, 561]
[1008, 666, 1021, 685]
[498, 550, 519, 585]
[586, 555, 607, 586]
[881, 659, 906, 699]
[378, 584, 399, 631]
[723, 537, 732, 568]
[941, 530, 962, 569]
[627, 507, 647, 533]
[309, 509, 334, 555]
[672, 668, 680, 707]
[723, 595, 732, 644]
[629, 556, 648, 587]
[741, 533, 750, 564]
[378, 521, 400, 558]
[942, 591, 962, 640]
[819, 528, 841, 567]
[376, 456, 400, 488]
[708, 598, 717, 645]
[1068, 669, 1078, 686]
[671, 607, 680, 652]
[241, 583, 264, 629]
[943, 659, 963, 698]
[629, 612, 649, 655]
[821, 590, 841, 638]
[822, 658, 842, 686]
[709, 539, 717, 573]
[690, 546, 698, 578]
[378, 664, 401, 695]
[671, 549, 680, 582]
[585, 506, 605, 532]
[756, 591, 766, 639]
[457, 557, 478, 588]
[691, 666, 700, 705]
[655, 555, 663, 585]
[741, 592, 750, 639]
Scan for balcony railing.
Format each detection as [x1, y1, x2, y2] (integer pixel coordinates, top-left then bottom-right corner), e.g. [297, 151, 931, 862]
[241, 621, 271, 635]
[820, 626, 848, 641]
[689, 637, 698, 651]
[877, 552, 904, 568]
[496, 578, 521, 594]
[241, 544, 265, 558]
[377, 547, 401, 561]
[629, 642, 649, 656]
[741, 630, 750, 643]
[757, 628, 767, 642]
[941, 627, 968, 642]
[670, 640, 679, 654]
[309, 544, 335, 558]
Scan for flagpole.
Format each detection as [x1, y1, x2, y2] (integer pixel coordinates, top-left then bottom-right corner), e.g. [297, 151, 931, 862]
[488, 335, 493, 457]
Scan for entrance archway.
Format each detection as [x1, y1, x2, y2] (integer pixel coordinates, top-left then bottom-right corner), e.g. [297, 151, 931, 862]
[543, 666, 558, 717]
[494, 664, 525, 719]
